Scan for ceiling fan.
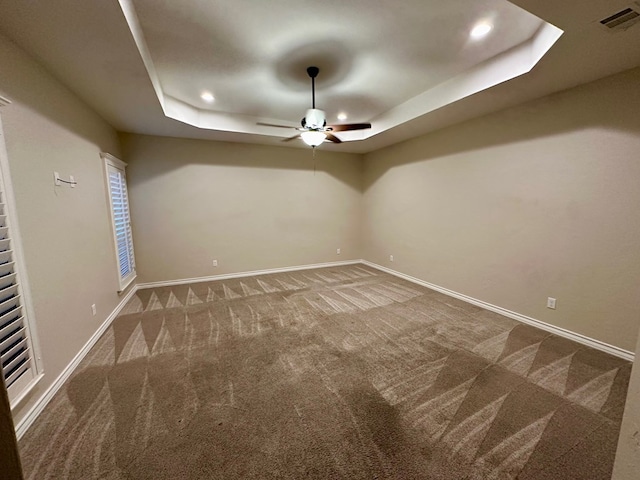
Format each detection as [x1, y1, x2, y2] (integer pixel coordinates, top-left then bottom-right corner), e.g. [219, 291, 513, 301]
[258, 66, 371, 147]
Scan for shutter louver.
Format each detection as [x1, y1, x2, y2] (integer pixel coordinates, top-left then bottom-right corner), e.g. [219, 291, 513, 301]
[0, 192, 37, 402]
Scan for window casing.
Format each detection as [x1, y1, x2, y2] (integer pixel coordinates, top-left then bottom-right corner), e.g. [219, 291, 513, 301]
[102, 153, 136, 292]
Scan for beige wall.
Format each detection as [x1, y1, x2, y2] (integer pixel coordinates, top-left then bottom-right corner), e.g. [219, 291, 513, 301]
[120, 134, 363, 284]
[363, 67, 640, 352]
[0, 33, 126, 425]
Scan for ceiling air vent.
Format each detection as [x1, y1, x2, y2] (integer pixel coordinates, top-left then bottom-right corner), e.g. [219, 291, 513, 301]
[599, 5, 640, 31]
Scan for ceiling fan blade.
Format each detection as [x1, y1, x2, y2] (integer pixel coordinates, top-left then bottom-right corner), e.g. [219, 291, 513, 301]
[327, 123, 372, 132]
[282, 134, 301, 142]
[325, 133, 342, 144]
[257, 122, 297, 129]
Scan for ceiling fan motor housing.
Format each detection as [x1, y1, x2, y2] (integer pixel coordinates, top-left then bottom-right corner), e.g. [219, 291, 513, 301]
[303, 108, 326, 129]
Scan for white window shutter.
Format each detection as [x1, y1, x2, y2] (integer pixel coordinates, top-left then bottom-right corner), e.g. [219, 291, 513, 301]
[0, 103, 41, 405]
[102, 153, 136, 291]
[0, 209, 37, 401]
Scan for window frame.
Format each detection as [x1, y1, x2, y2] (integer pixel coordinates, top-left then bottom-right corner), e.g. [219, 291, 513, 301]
[102, 153, 136, 293]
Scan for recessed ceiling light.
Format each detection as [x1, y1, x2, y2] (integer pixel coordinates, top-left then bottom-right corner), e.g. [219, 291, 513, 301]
[200, 91, 215, 103]
[470, 21, 493, 40]
[337, 112, 347, 121]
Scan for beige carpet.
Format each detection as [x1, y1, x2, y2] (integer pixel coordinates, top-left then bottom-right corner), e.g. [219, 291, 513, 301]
[19, 265, 631, 479]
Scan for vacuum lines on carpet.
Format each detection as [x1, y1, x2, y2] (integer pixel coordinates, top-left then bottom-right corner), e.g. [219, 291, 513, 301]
[19, 265, 631, 479]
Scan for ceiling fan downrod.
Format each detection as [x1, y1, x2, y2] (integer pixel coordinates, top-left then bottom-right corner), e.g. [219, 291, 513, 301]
[307, 66, 319, 109]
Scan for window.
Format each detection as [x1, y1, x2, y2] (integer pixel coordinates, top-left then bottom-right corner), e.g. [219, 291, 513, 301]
[0, 101, 42, 405]
[102, 153, 136, 292]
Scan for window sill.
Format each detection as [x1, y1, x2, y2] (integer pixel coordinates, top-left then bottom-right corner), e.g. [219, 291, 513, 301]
[118, 274, 137, 295]
[10, 372, 44, 411]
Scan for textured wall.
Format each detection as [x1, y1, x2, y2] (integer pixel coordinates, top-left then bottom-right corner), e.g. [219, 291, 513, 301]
[0, 32, 125, 426]
[363, 67, 640, 352]
[120, 133, 363, 284]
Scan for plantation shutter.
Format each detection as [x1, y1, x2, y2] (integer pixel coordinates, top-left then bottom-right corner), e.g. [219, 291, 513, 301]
[0, 102, 40, 404]
[0, 200, 36, 402]
[103, 154, 136, 291]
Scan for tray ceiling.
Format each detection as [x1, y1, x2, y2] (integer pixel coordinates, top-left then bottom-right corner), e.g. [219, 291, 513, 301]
[0, 0, 639, 152]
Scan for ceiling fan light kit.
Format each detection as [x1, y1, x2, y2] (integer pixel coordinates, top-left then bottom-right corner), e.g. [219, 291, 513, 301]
[301, 130, 327, 147]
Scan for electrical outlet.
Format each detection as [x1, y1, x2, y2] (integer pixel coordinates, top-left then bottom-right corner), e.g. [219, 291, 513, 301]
[91, 304, 96, 316]
[547, 297, 556, 309]
[69, 175, 76, 188]
[337, 248, 341, 255]
[54, 172, 61, 186]
[212, 259, 218, 267]
[390, 254, 394, 262]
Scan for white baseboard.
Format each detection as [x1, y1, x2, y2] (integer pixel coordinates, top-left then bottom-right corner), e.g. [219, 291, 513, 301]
[362, 261, 635, 362]
[137, 259, 363, 289]
[14, 286, 139, 439]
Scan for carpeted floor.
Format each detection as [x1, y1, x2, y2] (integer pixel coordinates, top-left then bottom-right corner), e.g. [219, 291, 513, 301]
[18, 265, 631, 479]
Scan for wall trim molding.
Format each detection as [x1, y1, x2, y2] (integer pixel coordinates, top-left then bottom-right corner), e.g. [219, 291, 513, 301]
[362, 260, 635, 362]
[136, 259, 363, 289]
[14, 286, 139, 439]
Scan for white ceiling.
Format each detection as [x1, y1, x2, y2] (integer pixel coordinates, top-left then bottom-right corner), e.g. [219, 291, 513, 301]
[133, 0, 543, 119]
[0, 0, 639, 153]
